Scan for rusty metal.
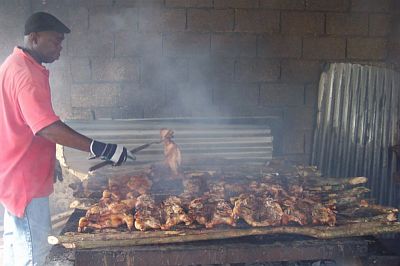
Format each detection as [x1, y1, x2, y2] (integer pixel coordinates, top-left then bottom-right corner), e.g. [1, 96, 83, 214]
[46, 237, 369, 266]
[312, 63, 400, 207]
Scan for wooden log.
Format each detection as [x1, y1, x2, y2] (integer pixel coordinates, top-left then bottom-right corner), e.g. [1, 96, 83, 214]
[48, 222, 400, 249]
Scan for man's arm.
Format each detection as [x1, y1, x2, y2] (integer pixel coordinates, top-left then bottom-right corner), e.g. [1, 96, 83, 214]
[36, 120, 91, 152]
[36, 120, 132, 165]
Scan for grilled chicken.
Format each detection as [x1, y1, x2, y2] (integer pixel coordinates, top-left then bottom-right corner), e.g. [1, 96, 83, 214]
[134, 209, 162, 231]
[77, 187, 136, 232]
[206, 199, 236, 228]
[161, 196, 192, 230]
[78, 213, 134, 232]
[78, 200, 134, 232]
[188, 196, 235, 228]
[311, 203, 336, 226]
[126, 175, 152, 196]
[232, 194, 283, 227]
[160, 128, 182, 176]
[188, 197, 213, 226]
[281, 198, 308, 226]
[134, 194, 162, 231]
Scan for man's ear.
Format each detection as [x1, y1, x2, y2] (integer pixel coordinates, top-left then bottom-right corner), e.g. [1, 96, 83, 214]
[29, 32, 39, 45]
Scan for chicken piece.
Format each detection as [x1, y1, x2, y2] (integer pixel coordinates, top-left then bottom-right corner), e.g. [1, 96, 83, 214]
[188, 197, 213, 226]
[134, 209, 162, 231]
[126, 175, 152, 195]
[79, 213, 134, 231]
[161, 196, 192, 230]
[205, 181, 225, 199]
[232, 194, 283, 227]
[134, 194, 162, 231]
[188, 196, 235, 228]
[121, 192, 137, 209]
[311, 203, 336, 226]
[281, 198, 308, 226]
[205, 200, 236, 229]
[135, 194, 156, 209]
[160, 128, 182, 176]
[224, 183, 248, 198]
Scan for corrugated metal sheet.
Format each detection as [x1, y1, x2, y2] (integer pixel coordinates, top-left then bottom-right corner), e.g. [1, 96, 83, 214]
[61, 117, 274, 176]
[311, 63, 400, 207]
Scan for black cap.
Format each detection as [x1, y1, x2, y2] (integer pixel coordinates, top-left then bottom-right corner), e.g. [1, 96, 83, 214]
[24, 12, 70, 35]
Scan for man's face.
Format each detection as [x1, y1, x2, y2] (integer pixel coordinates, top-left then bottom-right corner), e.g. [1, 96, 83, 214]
[33, 31, 64, 63]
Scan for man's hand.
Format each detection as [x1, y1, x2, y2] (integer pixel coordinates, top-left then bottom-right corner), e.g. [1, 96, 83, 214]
[90, 140, 134, 166]
[54, 159, 63, 183]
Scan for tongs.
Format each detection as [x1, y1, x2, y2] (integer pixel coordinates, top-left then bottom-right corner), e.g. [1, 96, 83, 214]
[88, 140, 162, 172]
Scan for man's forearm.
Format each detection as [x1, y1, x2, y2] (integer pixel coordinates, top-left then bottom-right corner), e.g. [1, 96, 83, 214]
[36, 120, 92, 152]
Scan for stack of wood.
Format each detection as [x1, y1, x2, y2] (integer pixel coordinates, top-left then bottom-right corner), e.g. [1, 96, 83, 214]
[73, 159, 398, 233]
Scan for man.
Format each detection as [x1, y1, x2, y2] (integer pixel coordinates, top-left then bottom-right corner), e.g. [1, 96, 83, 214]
[0, 12, 133, 266]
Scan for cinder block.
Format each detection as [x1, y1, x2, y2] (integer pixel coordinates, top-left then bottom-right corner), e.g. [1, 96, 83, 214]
[140, 56, 189, 86]
[139, 83, 169, 117]
[91, 57, 140, 81]
[0, 1, 29, 37]
[235, 59, 280, 82]
[211, 33, 256, 57]
[347, 37, 388, 60]
[282, 129, 305, 154]
[281, 11, 325, 35]
[305, 0, 349, 12]
[235, 9, 280, 33]
[89, 7, 138, 33]
[305, 83, 318, 107]
[165, 81, 213, 110]
[68, 7, 89, 31]
[189, 57, 234, 82]
[139, 8, 186, 32]
[165, 0, 213, 8]
[114, 0, 164, 7]
[257, 35, 302, 58]
[71, 83, 120, 108]
[303, 37, 346, 59]
[67, 30, 114, 57]
[115, 32, 162, 57]
[260, 0, 305, 10]
[69, 57, 91, 82]
[351, 0, 391, 12]
[214, 0, 259, 8]
[326, 13, 368, 36]
[163, 32, 210, 57]
[213, 82, 260, 107]
[188, 8, 234, 32]
[71, 107, 93, 120]
[260, 83, 305, 106]
[369, 14, 392, 37]
[283, 106, 315, 130]
[281, 59, 321, 83]
[118, 82, 144, 113]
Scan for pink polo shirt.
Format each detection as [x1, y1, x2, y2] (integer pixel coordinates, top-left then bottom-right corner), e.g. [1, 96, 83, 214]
[0, 47, 60, 217]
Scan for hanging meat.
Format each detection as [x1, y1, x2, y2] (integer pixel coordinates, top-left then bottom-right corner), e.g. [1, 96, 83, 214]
[160, 128, 182, 176]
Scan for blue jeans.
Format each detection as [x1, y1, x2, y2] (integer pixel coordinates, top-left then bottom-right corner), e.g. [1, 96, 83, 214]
[3, 197, 52, 266]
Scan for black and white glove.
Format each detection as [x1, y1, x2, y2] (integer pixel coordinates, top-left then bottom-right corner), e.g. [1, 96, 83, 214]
[89, 140, 135, 166]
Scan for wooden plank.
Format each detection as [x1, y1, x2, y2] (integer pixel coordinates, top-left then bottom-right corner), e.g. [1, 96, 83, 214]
[49, 221, 400, 249]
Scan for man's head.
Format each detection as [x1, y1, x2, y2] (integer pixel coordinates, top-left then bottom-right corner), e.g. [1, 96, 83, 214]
[23, 12, 70, 64]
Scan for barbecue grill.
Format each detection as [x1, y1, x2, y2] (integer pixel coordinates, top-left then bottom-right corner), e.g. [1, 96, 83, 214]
[48, 118, 400, 266]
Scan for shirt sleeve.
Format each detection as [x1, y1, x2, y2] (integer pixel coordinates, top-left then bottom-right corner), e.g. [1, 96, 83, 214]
[17, 83, 60, 134]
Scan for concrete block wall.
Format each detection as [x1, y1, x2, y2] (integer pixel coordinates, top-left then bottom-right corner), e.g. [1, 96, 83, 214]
[0, 0, 398, 162]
